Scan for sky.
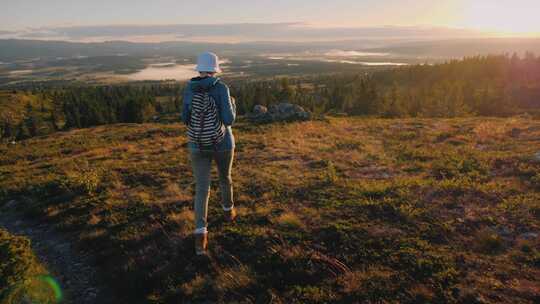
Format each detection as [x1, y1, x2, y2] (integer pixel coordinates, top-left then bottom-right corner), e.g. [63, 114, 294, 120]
[1, 0, 539, 35]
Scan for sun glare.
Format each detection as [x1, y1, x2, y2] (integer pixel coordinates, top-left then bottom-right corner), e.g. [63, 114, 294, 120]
[456, 0, 539, 35]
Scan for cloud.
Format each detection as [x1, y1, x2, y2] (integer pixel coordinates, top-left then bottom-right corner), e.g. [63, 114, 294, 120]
[0, 30, 18, 38]
[38, 23, 298, 40]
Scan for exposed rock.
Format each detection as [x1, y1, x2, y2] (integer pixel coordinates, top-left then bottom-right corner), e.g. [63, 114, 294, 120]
[527, 126, 540, 132]
[247, 103, 311, 123]
[269, 103, 311, 121]
[510, 128, 522, 138]
[253, 105, 268, 115]
[475, 144, 488, 151]
[2, 199, 17, 210]
[520, 232, 539, 240]
[491, 225, 512, 239]
[246, 105, 271, 123]
[458, 289, 487, 304]
[533, 151, 540, 162]
[515, 112, 532, 120]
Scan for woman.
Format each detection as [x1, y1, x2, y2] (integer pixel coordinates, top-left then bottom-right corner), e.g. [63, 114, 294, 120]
[182, 52, 237, 255]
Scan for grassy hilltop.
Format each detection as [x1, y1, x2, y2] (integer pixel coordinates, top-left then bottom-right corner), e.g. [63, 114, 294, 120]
[1, 117, 540, 303]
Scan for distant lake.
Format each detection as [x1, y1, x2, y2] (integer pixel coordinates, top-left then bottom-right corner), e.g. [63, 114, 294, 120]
[8, 69, 34, 75]
[323, 59, 408, 66]
[267, 56, 408, 66]
[126, 63, 197, 81]
[324, 50, 390, 57]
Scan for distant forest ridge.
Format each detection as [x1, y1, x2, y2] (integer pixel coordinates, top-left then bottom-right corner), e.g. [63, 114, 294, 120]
[1, 37, 540, 61]
[1, 54, 540, 141]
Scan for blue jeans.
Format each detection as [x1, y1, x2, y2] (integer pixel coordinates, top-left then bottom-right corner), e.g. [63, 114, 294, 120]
[189, 149, 234, 233]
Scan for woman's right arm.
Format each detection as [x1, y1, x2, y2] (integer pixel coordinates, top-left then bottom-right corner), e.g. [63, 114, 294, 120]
[218, 84, 236, 126]
[181, 85, 192, 125]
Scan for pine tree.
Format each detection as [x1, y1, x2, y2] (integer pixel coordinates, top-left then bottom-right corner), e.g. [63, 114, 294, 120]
[278, 77, 294, 102]
[16, 122, 31, 140]
[380, 84, 406, 118]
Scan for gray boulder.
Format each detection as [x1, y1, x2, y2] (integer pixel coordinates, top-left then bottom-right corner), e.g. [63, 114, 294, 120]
[1, 199, 16, 210]
[534, 151, 540, 162]
[247, 105, 272, 123]
[520, 232, 538, 240]
[509, 128, 521, 138]
[248, 103, 311, 123]
[253, 105, 268, 115]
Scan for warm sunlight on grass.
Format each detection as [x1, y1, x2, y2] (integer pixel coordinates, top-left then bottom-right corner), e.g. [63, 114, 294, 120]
[1, 116, 540, 303]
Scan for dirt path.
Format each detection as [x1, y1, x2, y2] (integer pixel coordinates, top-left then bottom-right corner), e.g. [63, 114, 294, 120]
[0, 201, 114, 304]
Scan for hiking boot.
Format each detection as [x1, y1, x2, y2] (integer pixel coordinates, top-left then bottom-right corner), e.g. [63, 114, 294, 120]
[194, 233, 208, 255]
[224, 208, 237, 222]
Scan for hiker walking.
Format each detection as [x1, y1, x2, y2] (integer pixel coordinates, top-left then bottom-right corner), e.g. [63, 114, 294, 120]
[182, 52, 237, 255]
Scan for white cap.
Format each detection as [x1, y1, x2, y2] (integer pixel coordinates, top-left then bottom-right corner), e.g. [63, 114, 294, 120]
[196, 52, 221, 73]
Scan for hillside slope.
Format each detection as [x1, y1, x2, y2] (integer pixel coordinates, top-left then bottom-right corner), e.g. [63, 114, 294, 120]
[1, 117, 539, 303]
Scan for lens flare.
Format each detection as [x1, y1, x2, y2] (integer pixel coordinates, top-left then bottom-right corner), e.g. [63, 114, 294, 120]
[39, 275, 63, 303]
[4, 275, 63, 304]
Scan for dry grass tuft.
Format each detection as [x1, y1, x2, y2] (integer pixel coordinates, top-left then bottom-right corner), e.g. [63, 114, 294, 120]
[159, 182, 191, 203]
[88, 213, 101, 226]
[166, 209, 194, 236]
[214, 264, 254, 293]
[179, 274, 208, 297]
[80, 228, 107, 240]
[84, 147, 112, 160]
[274, 212, 304, 229]
[474, 227, 507, 254]
[473, 119, 522, 143]
[338, 267, 396, 295]
[254, 205, 273, 217]
[166, 209, 194, 224]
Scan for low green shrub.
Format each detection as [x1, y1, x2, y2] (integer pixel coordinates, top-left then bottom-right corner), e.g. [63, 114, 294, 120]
[0, 229, 58, 304]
